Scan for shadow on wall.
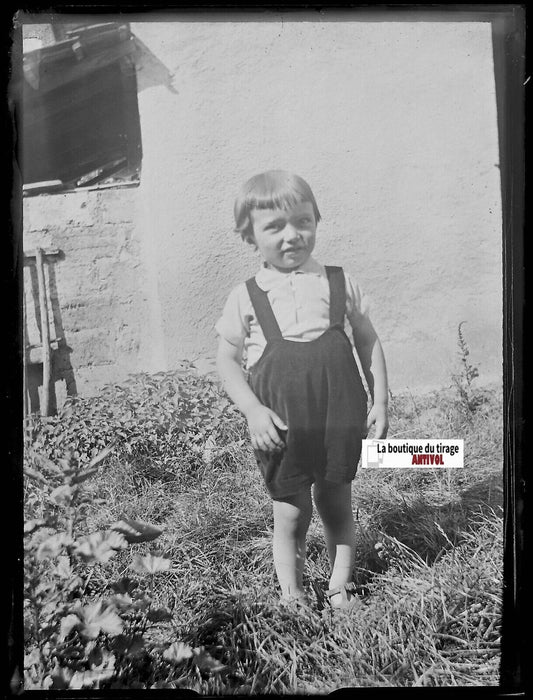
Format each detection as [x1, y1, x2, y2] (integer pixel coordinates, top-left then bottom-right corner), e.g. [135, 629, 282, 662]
[24, 249, 77, 415]
[132, 35, 178, 94]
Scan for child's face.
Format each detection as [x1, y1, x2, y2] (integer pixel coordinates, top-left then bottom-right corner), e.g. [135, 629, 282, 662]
[249, 202, 317, 271]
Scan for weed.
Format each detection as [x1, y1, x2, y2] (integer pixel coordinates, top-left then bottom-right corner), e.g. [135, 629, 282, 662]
[452, 322, 482, 415]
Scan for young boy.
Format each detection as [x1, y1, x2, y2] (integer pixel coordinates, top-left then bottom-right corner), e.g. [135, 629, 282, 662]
[216, 170, 388, 609]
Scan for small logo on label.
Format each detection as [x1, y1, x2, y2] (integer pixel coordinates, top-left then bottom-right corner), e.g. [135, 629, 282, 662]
[361, 439, 464, 468]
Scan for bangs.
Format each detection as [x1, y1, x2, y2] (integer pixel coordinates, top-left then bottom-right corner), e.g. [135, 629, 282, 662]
[242, 172, 309, 211]
[234, 170, 321, 236]
[245, 189, 308, 212]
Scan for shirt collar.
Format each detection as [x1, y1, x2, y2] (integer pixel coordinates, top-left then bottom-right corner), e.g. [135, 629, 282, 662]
[255, 256, 326, 291]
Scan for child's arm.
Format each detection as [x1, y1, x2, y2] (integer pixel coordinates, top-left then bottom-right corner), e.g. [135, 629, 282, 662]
[352, 316, 389, 439]
[216, 337, 288, 452]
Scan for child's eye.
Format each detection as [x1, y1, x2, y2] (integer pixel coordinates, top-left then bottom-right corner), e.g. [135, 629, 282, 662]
[298, 217, 311, 226]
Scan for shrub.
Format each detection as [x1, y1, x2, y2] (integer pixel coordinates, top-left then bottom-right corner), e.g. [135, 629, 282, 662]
[25, 364, 246, 486]
[23, 446, 228, 691]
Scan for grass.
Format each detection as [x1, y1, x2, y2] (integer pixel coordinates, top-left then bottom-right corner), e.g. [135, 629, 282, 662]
[22, 366, 503, 691]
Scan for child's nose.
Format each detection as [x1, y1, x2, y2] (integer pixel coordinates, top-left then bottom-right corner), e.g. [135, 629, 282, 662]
[284, 224, 301, 242]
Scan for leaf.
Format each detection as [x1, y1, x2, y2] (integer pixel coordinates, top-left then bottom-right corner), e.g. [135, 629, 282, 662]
[110, 518, 163, 544]
[50, 484, 76, 506]
[163, 641, 194, 664]
[110, 577, 138, 595]
[24, 467, 47, 485]
[69, 665, 115, 689]
[59, 614, 80, 641]
[58, 456, 75, 472]
[24, 519, 48, 535]
[74, 531, 127, 564]
[36, 533, 73, 560]
[65, 575, 84, 593]
[70, 466, 99, 485]
[78, 601, 123, 640]
[132, 595, 151, 611]
[87, 442, 116, 469]
[24, 648, 42, 668]
[193, 647, 226, 674]
[55, 555, 72, 579]
[109, 593, 133, 609]
[87, 644, 103, 668]
[28, 452, 63, 475]
[131, 553, 171, 575]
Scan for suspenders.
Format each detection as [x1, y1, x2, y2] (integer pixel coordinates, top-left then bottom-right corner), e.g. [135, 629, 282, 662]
[245, 266, 346, 342]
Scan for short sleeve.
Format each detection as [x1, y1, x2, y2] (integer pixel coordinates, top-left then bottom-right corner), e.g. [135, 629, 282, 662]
[215, 283, 252, 347]
[344, 271, 371, 330]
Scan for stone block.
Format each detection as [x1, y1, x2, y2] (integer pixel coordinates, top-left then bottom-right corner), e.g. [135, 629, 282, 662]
[97, 188, 138, 224]
[23, 228, 54, 252]
[24, 192, 96, 230]
[67, 328, 115, 366]
[115, 323, 141, 354]
[61, 301, 117, 333]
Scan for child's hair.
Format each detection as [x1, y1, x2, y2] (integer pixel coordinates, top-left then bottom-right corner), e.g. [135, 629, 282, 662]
[234, 170, 321, 242]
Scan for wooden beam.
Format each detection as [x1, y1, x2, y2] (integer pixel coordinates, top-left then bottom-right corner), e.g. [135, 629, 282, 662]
[35, 248, 51, 416]
[23, 291, 29, 416]
[23, 249, 61, 263]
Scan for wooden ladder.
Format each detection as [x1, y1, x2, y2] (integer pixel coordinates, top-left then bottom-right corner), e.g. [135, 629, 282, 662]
[23, 248, 62, 416]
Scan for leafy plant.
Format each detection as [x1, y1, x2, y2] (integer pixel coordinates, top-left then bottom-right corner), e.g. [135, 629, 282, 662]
[24, 365, 246, 485]
[23, 446, 225, 690]
[452, 322, 481, 415]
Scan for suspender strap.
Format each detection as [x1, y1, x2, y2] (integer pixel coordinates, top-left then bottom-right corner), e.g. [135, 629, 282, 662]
[246, 266, 346, 341]
[245, 277, 283, 341]
[325, 266, 346, 326]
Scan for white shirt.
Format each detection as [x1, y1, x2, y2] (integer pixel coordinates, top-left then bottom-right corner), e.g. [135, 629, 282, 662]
[215, 257, 370, 369]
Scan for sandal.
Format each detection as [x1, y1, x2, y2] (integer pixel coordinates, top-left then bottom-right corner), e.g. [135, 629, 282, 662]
[326, 582, 359, 611]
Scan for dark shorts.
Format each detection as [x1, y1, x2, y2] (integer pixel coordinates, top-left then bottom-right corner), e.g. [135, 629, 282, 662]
[249, 326, 368, 499]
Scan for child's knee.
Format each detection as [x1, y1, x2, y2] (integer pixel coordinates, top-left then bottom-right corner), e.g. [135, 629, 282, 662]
[273, 492, 312, 533]
[314, 478, 351, 501]
[313, 480, 353, 517]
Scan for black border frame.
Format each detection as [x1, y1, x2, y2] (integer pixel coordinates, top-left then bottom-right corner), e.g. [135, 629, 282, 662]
[5, 4, 526, 696]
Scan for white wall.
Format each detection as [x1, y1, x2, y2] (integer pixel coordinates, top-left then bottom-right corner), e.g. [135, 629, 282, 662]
[131, 18, 501, 392]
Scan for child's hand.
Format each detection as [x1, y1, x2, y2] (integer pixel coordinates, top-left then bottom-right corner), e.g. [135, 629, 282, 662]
[245, 405, 288, 452]
[366, 403, 389, 439]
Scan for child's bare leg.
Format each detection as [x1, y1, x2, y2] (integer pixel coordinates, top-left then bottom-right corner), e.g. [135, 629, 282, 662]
[313, 479, 356, 606]
[272, 489, 313, 599]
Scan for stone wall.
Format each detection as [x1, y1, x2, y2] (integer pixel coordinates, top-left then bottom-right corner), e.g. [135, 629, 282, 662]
[23, 185, 152, 406]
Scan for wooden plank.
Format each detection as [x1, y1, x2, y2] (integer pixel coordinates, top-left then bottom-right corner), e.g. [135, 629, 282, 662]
[35, 248, 51, 416]
[23, 181, 65, 195]
[23, 249, 61, 262]
[23, 290, 29, 416]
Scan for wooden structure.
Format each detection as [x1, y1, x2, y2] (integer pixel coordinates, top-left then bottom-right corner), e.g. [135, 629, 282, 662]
[20, 22, 142, 191]
[23, 248, 62, 416]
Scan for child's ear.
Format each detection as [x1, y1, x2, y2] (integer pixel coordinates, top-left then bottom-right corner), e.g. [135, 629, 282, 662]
[245, 234, 257, 251]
